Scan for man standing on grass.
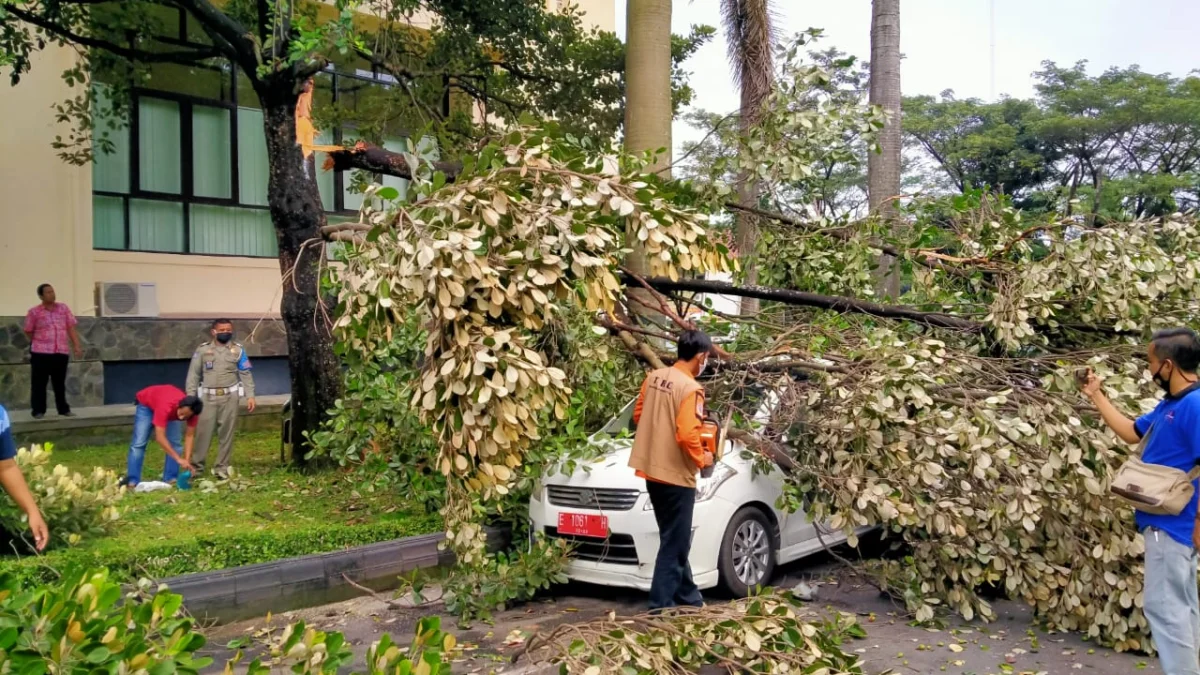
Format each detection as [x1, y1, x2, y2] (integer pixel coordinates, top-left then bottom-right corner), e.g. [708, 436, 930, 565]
[628, 329, 715, 612]
[0, 404, 49, 551]
[23, 284, 83, 419]
[1083, 327, 1200, 675]
[186, 319, 256, 480]
[119, 385, 203, 488]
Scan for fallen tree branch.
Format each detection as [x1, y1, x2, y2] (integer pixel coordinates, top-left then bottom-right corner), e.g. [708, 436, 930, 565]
[325, 141, 464, 181]
[627, 274, 985, 333]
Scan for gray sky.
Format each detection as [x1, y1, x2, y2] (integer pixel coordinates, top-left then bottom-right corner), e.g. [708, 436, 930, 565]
[613, 0, 1200, 155]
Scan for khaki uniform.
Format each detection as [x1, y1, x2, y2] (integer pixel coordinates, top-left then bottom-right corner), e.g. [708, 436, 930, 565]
[628, 365, 707, 487]
[186, 341, 255, 476]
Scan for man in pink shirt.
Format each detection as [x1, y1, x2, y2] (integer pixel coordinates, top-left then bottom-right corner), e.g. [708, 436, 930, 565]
[23, 284, 83, 419]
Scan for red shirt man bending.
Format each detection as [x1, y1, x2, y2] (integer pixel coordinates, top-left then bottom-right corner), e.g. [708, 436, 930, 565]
[119, 385, 203, 488]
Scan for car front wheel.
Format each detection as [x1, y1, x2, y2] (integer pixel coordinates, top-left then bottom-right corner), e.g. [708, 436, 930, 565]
[717, 507, 777, 597]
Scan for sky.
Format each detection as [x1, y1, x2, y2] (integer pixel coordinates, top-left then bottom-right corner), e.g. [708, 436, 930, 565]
[612, 0, 1200, 155]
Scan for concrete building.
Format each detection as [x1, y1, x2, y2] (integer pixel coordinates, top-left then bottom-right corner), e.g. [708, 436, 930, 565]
[0, 1, 615, 411]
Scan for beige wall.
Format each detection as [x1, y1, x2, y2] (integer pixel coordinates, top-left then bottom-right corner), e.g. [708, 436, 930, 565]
[0, 1, 614, 320]
[0, 45, 93, 318]
[571, 0, 616, 31]
[92, 251, 283, 318]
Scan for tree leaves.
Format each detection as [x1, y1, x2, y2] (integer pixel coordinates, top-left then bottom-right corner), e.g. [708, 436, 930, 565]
[329, 125, 728, 560]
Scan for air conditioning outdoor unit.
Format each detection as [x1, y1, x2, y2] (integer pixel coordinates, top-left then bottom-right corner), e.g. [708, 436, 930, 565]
[96, 282, 160, 318]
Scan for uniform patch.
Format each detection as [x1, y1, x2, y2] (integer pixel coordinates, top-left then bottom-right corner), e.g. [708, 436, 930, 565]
[204, 360, 215, 370]
[695, 394, 705, 418]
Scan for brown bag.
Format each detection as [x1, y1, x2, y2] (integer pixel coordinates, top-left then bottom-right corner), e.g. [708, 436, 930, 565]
[1109, 424, 1200, 516]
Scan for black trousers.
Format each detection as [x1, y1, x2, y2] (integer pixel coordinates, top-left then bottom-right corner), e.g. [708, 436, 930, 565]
[646, 480, 703, 610]
[30, 352, 70, 416]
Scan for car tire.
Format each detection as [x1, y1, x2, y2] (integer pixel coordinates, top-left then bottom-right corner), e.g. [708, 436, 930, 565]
[717, 507, 777, 597]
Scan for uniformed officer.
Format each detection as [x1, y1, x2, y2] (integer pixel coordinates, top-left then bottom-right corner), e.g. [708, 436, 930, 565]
[186, 319, 255, 479]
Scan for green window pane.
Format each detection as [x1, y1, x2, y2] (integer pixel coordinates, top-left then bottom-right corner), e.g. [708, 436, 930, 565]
[138, 98, 181, 194]
[93, 195, 125, 249]
[381, 137, 410, 200]
[92, 84, 129, 194]
[193, 105, 232, 199]
[340, 127, 365, 212]
[144, 60, 231, 101]
[316, 129, 336, 211]
[237, 71, 260, 109]
[237, 107, 269, 206]
[129, 199, 184, 252]
[191, 205, 277, 257]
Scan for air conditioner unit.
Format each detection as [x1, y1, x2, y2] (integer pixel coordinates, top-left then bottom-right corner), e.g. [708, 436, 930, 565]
[96, 282, 160, 318]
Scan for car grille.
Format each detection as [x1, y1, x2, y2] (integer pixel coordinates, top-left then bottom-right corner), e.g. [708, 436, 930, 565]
[546, 486, 640, 511]
[545, 527, 639, 566]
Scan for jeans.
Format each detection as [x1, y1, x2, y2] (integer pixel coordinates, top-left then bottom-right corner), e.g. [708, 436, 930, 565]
[30, 352, 70, 416]
[126, 404, 183, 485]
[1143, 527, 1200, 675]
[646, 480, 703, 611]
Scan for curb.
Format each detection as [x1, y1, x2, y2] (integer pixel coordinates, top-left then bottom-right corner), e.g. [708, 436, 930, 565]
[163, 526, 510, 623]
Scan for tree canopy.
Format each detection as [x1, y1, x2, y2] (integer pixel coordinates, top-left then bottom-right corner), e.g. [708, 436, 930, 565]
[904, 62, 1200, 219]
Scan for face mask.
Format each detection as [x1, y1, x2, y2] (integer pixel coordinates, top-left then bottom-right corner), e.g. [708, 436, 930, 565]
[1152, 361, 1172, 393]
[216, 332, 233, 344]
[697, 357, 708, 377]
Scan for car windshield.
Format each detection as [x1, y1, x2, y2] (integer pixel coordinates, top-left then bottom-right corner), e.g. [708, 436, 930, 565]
[595, 381, 772, 439]
[598, 398, 638, 437]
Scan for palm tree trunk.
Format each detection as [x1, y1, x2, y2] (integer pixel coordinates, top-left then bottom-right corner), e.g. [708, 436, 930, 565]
[868, 0, 902, 299]
[624, 0, 673, 328]
[723, 0, 777, 316]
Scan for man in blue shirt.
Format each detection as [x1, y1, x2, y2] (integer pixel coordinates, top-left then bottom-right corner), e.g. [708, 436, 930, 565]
[1084, 328, 1200, 675]
[0, 404, 49, 551]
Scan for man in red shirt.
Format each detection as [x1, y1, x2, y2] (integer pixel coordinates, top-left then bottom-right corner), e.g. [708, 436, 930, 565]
[119, 385, 203, 488]
[23, 284, 83, 419]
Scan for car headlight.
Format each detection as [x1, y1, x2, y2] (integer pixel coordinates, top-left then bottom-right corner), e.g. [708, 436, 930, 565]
[641, 464, 738, 509]
[696, 463, 738, 503]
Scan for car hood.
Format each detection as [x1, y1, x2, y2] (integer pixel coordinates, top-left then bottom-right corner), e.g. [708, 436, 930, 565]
[543, 438, 647, 491]
[543, 436, 752, 492]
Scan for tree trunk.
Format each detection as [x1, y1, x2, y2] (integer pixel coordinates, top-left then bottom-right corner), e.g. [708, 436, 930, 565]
[259, 78, 344, 465]
[723, 0, 776, 317]
[867, 0, 902, 299]
[623, 0, 674, 329]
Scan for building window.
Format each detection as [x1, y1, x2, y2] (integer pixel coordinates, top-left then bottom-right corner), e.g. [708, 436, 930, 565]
[91, 12, 412, 259]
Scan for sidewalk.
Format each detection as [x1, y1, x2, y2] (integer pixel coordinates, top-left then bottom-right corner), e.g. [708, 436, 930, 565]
[10, 394, 289, 448]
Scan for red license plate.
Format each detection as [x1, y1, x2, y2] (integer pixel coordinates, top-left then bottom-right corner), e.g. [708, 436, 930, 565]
[558, 512, 609, 538]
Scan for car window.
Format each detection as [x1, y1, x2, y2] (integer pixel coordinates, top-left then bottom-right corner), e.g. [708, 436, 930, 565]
[598, 398, 638, 437]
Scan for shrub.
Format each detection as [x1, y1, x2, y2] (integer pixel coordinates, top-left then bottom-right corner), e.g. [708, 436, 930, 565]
[0, 568, 210, 672]
[441, 535, 571, 625]
[0, 515, 441, 587]
[0, 444, 121, 552]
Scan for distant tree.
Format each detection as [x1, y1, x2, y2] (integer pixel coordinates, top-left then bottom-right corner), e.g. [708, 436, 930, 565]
[903, 94, 1057, 199]
[721, 0, 778, 314]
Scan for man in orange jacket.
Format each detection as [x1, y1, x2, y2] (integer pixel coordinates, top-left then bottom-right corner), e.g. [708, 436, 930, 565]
[628, 330, 715, 610]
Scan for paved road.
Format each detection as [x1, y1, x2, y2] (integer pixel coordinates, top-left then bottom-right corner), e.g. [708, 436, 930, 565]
[202, 557, 1158, 674]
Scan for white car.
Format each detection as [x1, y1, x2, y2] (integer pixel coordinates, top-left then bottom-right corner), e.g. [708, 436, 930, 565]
[529, 386, 869, 597]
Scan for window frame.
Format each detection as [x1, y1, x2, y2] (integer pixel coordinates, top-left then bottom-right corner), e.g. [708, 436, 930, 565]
[92, 53, 407, 258]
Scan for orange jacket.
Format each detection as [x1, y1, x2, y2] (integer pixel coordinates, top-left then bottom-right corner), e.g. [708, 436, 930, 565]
[633, 362, 710, 483]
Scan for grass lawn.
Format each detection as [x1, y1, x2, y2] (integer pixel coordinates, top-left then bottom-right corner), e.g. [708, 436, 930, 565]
[0, 430, 441, 584]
